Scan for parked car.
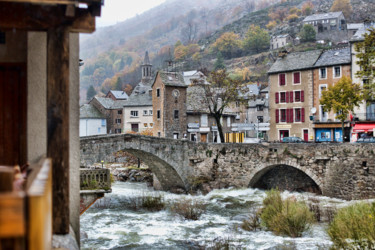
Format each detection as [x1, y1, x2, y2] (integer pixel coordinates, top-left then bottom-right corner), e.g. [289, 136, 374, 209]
[356, 137, 375, 143]
[282, 137, 304, 143]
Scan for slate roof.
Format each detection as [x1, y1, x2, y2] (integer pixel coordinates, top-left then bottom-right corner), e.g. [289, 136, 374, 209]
[347, 23, 364, 30]
[268, 50, 322, 74]
[260, 86, 269, 93]
[108, 90, 129, 100]
[93, 97, 127, 109]
[80, 104, 105, 119]
[143, 51, 151, 65]
[242, 84, 260, 97]
[157, 71, 187, 87]
[183, 70, 208, 85]
[351, 24, 375, 42]
[303, 12, 343, 22]
[124, 82, 152, 107]
[314, 47, 351, 67]
[248, 98, 269, 108]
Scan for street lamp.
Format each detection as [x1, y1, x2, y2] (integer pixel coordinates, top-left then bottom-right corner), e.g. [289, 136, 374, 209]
[101, 160, 104, 169]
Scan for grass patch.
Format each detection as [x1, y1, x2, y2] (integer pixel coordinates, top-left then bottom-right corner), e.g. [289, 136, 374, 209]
[205, 236, 244, 250]
[328, 202, 375, 249]
[170, 198, 207, 220]
[128, 192, 165, 212]
[260, 189, 315, 237]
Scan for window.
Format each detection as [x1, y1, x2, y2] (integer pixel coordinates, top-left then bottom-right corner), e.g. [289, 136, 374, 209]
[295, 91, 301, 102]
[118, 110, 122, 115]
[115, 128, 122, 133]
[150, 123, 153, 128]
[130, 111, 138, 117]
[149, 110, 153, 115]
[173, 133, 179, 139]
[320, 68, 327, 79]
[280, 109, 287, 122]
[201, 114, 208, 126]
[144, 123, 148, 127]
[156, 88, 160, 97]
[257, 116, 264, 123]
[191, 134, 196, 141]
[295, 108, 302, 122]
[115, 119, 121, 124]
[235, 101, 240, 107]
[143, 110, 148, 116]
[227, 117, 231, 127]
[101, 119, 106, 126]
[319, 84, 327, 98]
[174, 110, 179, 119]
[279, 73, 286, 86]
[334, 66, 341, 78]
[158, 132, 161, 137]
[293, 72, 301, 84]
[97, 127, 101, 133]
[257, 105, 263, 111]
[0, 31, 5, 44]
[280, 92, 286, 103]
[157, 110, 161, 119]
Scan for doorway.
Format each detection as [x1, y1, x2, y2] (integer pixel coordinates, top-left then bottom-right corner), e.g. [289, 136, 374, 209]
[303, 129, 309, 142]
[200, 133, 207, 142]
[131, 123, 139, 132]
[279, 130, 289, 141]
[0, 64, 27, 165]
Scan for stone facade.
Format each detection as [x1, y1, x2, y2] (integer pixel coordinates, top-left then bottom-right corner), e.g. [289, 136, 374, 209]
[90, 97, 124, 134]
[152, 71, 188, 139]
[81, 134, 375, 200]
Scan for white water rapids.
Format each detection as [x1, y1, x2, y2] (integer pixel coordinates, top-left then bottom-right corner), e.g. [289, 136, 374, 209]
[80, 181, 357, 250]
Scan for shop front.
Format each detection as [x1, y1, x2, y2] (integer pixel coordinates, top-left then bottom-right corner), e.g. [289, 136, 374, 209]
[351, 123, 375, 142]
[314, 122, 351, 142]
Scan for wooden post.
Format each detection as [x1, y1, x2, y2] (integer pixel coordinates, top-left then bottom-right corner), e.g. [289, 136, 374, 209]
[47, 26, 70, 234]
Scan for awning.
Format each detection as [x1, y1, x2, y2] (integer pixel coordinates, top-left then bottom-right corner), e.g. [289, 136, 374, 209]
[352, 123, 375, 133]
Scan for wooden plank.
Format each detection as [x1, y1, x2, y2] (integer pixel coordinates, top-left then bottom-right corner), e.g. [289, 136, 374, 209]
[47, 27, 70, 234]
[27, 159, 52, 250]
[0, 166, 14, 192]
[0, 192, 25, 238]
[0, 3, 96, 33]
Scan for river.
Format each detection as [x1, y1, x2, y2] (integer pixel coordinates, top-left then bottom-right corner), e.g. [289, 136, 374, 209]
[80, 181, 353, 250]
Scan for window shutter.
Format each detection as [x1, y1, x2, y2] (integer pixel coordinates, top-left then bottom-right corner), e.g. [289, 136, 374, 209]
[276, 109, 279, 123]
[279, 74, 285, 85]
[301, 90, 304, 102]
[286, 108, 290, 123]
[275, 92, 279, 104]
[290, 91, 294, 103]
[286, 91, 289, 103]
[302, 108, 305, 122]
[290, 108, 294, 123]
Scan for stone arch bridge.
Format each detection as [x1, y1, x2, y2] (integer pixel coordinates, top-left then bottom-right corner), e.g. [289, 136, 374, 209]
[80, 134, 375, 200]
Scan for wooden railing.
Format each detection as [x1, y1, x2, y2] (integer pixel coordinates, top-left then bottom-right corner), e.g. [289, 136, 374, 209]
[0, 158, 52, 250]
[80, 168, 111, 191]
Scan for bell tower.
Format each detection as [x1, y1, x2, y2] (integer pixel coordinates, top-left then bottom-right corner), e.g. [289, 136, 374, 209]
[141, 51, 152, 83]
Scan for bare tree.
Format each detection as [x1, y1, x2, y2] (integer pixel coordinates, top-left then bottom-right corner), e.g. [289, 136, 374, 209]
[181, 20, 199, 44]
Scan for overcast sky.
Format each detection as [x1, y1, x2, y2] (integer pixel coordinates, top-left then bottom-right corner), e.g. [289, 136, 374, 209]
[97, 0, 167, 27]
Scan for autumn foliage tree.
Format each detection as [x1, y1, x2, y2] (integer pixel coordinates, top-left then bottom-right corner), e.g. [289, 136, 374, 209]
[355, 28, 375, 101]
[302, 1, 314, 16]
[320, 76, 363, 141]
[331, 0, 352, 19]
[211, 32, 241, 59]
[242, 25, 270, 53]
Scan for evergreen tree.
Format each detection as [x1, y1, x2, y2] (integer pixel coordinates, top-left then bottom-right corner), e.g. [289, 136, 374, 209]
[86, 85, 97, 100]
[115, 77, 123, 91]
[214, 52, 225, 71]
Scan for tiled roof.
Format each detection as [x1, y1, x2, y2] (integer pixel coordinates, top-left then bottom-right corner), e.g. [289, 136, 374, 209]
[158, 71, 187, 87]
[314, 47, 351, 67]
[124, 82, 152, 107]
[268, 50, 322, 74]
[303, 12, 343, 22]
[80, 104, 105, 119]
[108, 90, 129, 100]
[94, 97, 127, 109]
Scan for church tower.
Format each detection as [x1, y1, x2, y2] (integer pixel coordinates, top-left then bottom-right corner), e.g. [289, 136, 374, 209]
[141, 51, 152, 83]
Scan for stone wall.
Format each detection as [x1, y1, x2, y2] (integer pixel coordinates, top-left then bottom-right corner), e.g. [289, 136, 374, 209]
[81, 134, 375, 200]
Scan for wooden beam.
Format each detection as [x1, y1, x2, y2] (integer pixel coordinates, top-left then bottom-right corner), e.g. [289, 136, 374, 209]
[0, 3, 96, 33]
[47, 26, 70, 234]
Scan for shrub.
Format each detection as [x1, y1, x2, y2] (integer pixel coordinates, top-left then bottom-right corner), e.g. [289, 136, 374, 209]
[241, 209, 261, 231]
[170, 198, 207, 220]
[261, 190, 315, 237]
[128, 192, 165, 211]
[328, 202, 375, 249]
[206, 236, 243, 250]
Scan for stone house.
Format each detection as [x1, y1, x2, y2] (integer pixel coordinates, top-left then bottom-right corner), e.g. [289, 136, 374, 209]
[268, 50, 323, 141]
[152, 71, 188, 139]
[79, 104, 107, 136]
[90, 96, 127, 134]
[312, 47, 352, 142]
[270, 34, 292, 50]
[350, 23, 375, 141]
[123, 52, 154, 133]
[347, 23, 364, 38]
[303, 12, 346, 33]
[0, 0, 102, 248]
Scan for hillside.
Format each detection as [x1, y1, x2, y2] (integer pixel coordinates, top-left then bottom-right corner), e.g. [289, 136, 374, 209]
[80, 0, 375, 103]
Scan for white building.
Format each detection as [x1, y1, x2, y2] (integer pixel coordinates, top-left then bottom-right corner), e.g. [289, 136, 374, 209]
[79, 104, 107, 137]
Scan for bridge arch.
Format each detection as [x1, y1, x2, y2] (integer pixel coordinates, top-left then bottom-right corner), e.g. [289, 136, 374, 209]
[248, 161, 322, 194]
